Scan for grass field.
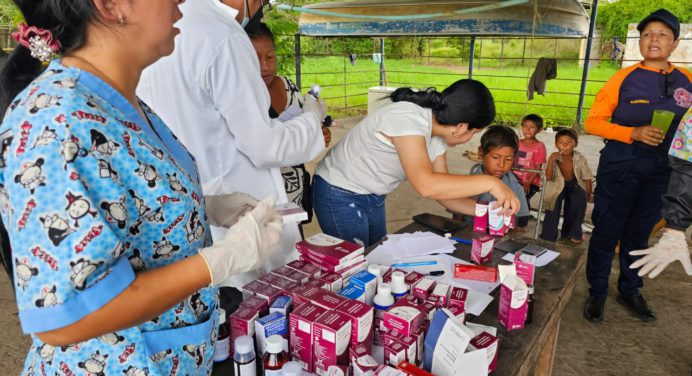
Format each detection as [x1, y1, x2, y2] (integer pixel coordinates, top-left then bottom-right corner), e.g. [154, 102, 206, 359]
[282, 55, 620, 128]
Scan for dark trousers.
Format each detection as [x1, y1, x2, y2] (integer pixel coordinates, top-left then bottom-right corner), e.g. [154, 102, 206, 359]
[540, 180, 587, 241]
[586, 143, 671, 298]
[525, 183, 540, 209]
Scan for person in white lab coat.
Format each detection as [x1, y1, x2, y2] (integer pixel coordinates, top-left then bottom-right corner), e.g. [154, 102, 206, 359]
[137, 0, 326, 290]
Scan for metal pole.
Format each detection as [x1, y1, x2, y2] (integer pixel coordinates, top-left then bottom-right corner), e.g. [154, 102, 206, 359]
[576, 0, 598, 125]
[343, 50, 348, 109]
[521, 37, 526, 66]
[468, 36, 476, 79]
[294, 33, 302, 90]
[478, 38, 483, 70]
[379, 38, 385, 86]
[500, 38, 505, 69]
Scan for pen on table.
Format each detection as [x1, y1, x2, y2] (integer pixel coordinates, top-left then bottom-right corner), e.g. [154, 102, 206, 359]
[449, 236, 473, 245]
[390, 261, 438, 268]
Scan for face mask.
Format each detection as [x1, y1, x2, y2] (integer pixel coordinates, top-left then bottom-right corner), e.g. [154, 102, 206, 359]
[240, 0, 250, 27]
[243, 5, 264, 33]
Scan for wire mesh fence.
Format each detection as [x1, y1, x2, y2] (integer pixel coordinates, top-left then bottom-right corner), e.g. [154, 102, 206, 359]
[276, 34, 690, 128]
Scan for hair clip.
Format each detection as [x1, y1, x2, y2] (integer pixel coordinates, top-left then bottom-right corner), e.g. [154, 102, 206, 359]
[11, 22, 62, 62]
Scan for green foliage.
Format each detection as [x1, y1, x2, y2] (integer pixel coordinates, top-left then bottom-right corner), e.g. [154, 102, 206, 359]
[0, 0, 21, 24]
[597, 0, 692, 41]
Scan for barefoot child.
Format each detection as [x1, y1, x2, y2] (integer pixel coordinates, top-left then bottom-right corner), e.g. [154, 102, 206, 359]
[540, 128, 594, 243]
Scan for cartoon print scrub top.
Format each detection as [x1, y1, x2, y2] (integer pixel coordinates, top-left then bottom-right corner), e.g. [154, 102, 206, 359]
[0, 60, 218, 375]
[669, 106, 692, 162]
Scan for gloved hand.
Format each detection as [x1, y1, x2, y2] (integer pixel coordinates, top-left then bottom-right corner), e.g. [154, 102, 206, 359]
[199, 198, 284, 285]
[303, 93, 327, 120]
[204, 192, 258, 228]
[630, 229, 692, 279]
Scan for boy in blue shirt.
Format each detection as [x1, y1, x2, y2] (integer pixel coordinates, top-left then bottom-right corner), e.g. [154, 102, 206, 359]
[467, 126, 530, 227]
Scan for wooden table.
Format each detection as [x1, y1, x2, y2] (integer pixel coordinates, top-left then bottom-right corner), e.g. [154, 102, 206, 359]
[393, 221, 587, 376]
[214, 221, 587, 375]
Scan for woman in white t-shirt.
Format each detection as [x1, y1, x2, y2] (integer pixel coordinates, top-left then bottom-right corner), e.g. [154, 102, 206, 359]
[313, 80, 520, 246]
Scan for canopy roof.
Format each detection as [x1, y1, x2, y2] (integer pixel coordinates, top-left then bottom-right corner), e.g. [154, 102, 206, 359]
[297, 0, 589, 37]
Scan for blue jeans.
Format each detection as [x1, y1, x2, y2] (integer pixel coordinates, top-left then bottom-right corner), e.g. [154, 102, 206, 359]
[312, 175, 387, 247]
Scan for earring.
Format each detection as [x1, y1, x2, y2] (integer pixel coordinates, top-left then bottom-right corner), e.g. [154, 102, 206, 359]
[118, 15, 125, 26]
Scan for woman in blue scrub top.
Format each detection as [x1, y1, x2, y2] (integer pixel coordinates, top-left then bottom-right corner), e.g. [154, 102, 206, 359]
[0, 1, 283, 374]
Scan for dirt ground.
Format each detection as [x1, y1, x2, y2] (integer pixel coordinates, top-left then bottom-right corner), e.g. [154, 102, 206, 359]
[1, 117, 690, 375]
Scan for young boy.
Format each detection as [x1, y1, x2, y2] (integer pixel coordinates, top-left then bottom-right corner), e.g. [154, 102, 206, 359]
[514, 114, 547, 220]
[540, 128, 593, 243]
[467, 126, 531, 227]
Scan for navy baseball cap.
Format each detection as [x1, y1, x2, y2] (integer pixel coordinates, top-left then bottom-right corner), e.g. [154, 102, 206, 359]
[637, 9, 680, 39]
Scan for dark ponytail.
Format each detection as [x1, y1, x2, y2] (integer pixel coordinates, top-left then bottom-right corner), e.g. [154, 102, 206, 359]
[390, 87, 446, 113]
[0, 0, 97, 114]
[390, 79, 495, 130]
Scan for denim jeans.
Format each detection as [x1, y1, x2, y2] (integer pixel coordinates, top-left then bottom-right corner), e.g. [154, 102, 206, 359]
[312, 175, 387, 247]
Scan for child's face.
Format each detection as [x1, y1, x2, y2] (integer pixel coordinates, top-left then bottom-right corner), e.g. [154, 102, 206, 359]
[521, 121, 540, 139]
[555, 135, 577, 155]
[480, 146, 516, 179]
[250, 36, 277, 87]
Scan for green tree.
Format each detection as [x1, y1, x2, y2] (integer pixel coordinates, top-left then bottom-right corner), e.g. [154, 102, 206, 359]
[597, 0, 691, 41]
[0, 0, 21, 25]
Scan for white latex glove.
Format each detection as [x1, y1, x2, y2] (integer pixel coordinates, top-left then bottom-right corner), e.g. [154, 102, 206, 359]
[199, 198, 284, 285]
[204, 192, 258, 228]
[630, 229, 692, 279]
[303, 93, 327, 120]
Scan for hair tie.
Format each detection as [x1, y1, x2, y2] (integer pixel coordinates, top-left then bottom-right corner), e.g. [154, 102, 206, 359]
[11, 22, 62, 62]
[437, 95, 447, 111]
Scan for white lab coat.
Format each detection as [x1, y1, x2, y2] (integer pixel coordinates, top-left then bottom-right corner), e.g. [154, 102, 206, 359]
[137, 0, 324, 287]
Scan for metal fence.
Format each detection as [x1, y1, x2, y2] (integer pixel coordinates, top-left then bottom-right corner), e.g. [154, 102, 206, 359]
[276, 34, 690, 128]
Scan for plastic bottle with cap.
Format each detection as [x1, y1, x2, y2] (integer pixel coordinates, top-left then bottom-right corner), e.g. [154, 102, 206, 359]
[213, 308, 230, 362]
[233, 335, 256, 376]
[263, 335, 288, 375]
[372, 283, 395, 346]
[373, 283, 394, 311]
[281, 361, 303, 376]
[368, 264, 382, 286]
[308, 84, 321, 98]
[390, 271, 408, 300]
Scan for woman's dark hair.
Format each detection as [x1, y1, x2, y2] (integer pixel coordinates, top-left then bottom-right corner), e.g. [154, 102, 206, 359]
[0, 1, 97, 113]
[390, 79, 495, 129]
[521, 114, 544, 130]
[246, 22, 275, 47]
[555, 127, 579, 144]
[480, 125, 519, 155]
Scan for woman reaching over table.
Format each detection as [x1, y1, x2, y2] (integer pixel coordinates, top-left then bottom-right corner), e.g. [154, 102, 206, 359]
[312, 79, 520, 247]
[0, 0, 282, 374]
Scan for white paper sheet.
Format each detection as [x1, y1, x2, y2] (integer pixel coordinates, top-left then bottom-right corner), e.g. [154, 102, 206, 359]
[465, 322, 498, 337]
[454, 348, 490, 376]
[430, 313, 476, 376]
[366, 232, 457, 262]
[501, 249, 560, 267]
